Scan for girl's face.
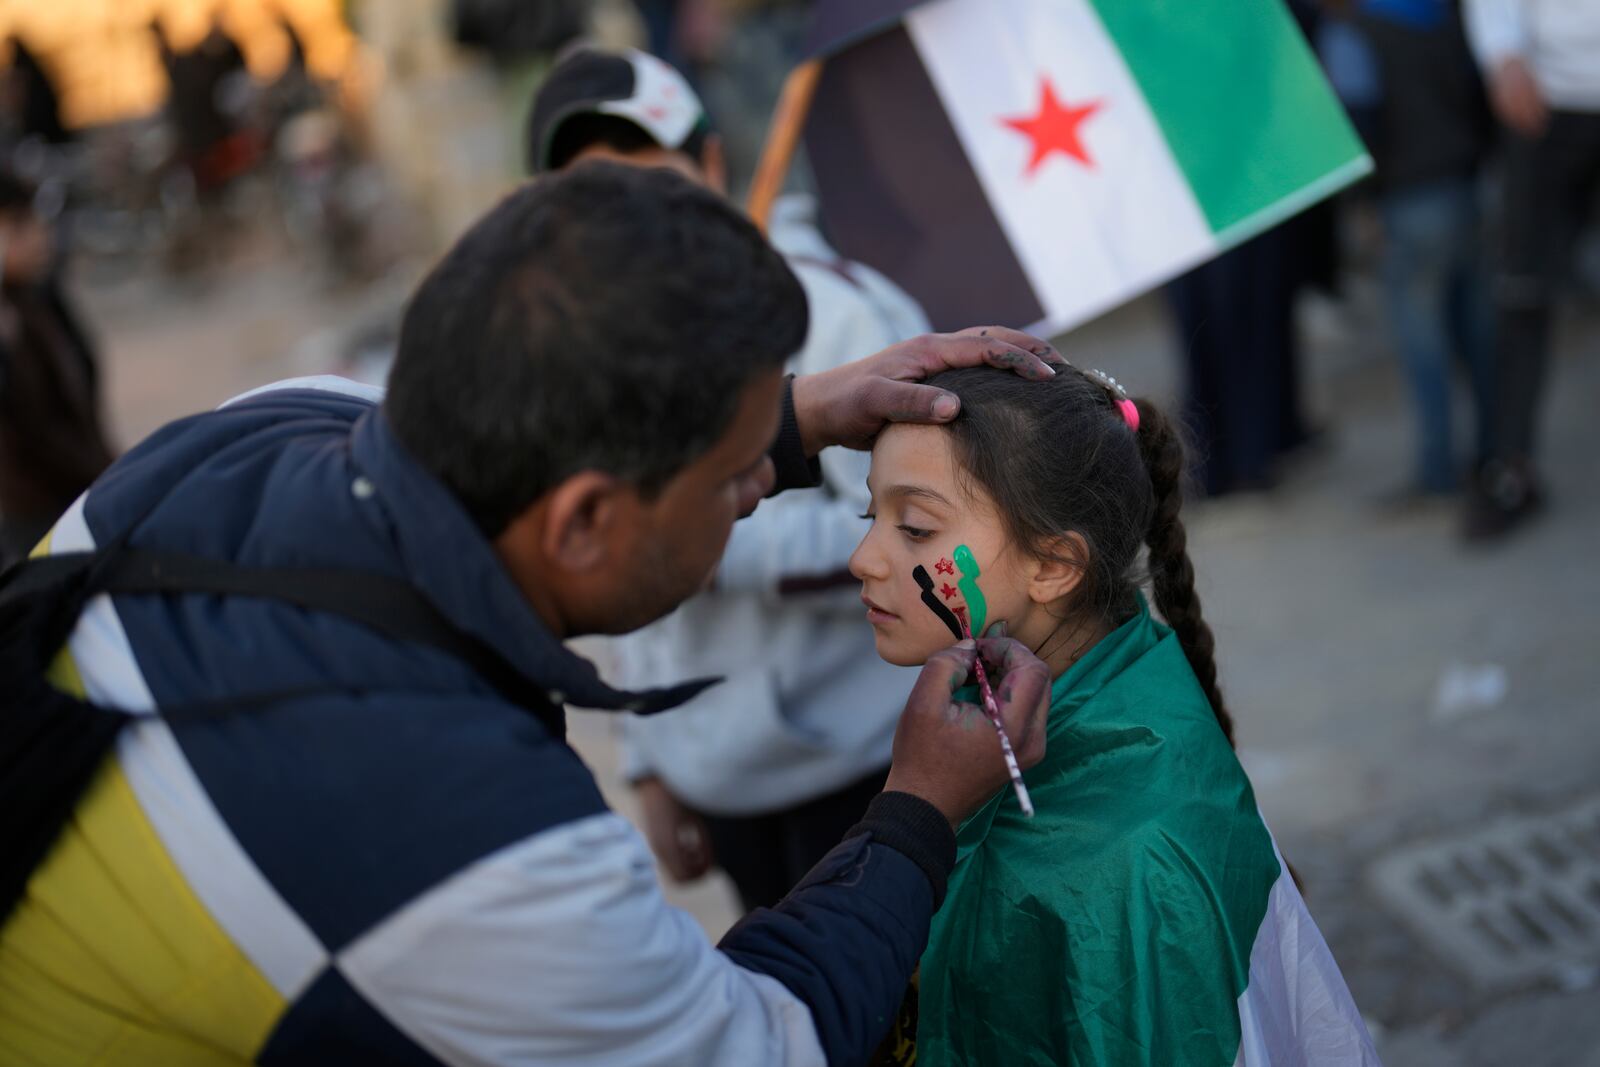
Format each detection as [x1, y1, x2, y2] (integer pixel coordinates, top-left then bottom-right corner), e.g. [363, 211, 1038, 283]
[849, 424, 1038, 667]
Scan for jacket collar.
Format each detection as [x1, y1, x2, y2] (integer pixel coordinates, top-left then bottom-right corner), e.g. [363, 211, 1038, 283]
[349, 409, 715, 715]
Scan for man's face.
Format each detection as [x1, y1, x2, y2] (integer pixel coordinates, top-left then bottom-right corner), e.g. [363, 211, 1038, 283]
[569, 369, 782, 635]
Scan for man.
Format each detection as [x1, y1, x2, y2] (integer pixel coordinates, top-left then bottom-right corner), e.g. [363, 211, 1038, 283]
[527, 47, 931, 910]
[0, 169, 113, 565]
[0, 163, 1061, 1063]
[1329, 0, 1494, 502]
[1462, 0, 1600, 538]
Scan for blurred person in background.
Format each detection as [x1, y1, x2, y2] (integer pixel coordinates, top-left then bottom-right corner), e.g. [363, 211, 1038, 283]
[1166, 0, 1339, 498]
[151, 14, 261, 269]
[0, 36, 72, 156]
[528, 46, 933, 912]
[153, 17, 252, 187]
[1164, 228, 1326, 497]
[1462, 0, 1600, 539]
[0, 171, 113, 565]
[1332, 0, 1495, 503]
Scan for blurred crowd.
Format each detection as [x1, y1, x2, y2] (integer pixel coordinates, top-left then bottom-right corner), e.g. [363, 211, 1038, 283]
[1, 13, 380, 279]
[1175, 0, 1598, 545]
[0, 0, 1588, 550]
[0, 2, 391, 564]
[1, 1, 1591, 570]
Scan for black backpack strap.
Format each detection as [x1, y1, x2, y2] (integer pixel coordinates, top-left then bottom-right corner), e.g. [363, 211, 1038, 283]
[1, 548, 565, 738]
[0, 551, 130, 923]
[0, 551, 98, 599]
[110, 549, 566, 737]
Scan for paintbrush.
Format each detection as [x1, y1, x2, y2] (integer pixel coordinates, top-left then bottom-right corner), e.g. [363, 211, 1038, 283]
[957, 609, 1035, 819]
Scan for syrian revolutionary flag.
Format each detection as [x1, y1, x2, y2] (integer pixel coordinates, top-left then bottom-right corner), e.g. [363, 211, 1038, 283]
[898, 609, 1382, 1066]
[803, 0, 1372, 335]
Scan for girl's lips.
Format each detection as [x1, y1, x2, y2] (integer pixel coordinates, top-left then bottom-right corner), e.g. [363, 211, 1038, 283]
[861, 594, 899, 623]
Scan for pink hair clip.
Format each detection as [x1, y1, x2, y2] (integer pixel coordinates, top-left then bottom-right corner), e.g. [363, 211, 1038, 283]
[1116, 398, 1140, 432]
[1083, 366, 1139, 432]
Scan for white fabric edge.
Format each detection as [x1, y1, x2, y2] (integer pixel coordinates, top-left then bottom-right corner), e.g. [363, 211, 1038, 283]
[219, 375, 386, 409]
[1233, 841, 1382, 1066]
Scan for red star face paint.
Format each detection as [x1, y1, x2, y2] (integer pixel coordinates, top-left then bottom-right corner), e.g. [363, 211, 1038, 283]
[912, 564, 963, 640]
[935, 557, 956, 576]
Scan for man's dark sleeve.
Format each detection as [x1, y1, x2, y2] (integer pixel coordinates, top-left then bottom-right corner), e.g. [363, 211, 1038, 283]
[769, 375, 822, 494]
[718, 792, 956, 1065]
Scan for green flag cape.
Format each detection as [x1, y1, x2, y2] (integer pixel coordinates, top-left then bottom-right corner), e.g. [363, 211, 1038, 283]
[916, 603, 1374, 1066]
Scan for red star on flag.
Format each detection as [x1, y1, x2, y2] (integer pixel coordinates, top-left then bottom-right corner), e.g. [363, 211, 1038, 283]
[940, 583, 959, 601]
[934, 558, 955, 576]
[1000, 78, 1104, 177]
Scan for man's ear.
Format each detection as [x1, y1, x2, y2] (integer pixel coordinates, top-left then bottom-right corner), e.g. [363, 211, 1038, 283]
[700, 133, 729, 197]
[1028, 532, 1089, 606]
[539, 470, 638, 573]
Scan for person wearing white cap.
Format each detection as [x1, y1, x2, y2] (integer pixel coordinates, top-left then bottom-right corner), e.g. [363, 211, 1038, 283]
[528, 46, 935, 911]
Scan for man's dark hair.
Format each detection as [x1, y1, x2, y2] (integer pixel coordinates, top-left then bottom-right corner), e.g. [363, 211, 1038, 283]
[385, 162, 808, 537]
[546, 113, 710, 173]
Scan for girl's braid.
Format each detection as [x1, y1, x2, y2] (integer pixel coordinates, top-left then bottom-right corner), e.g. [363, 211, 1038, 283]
[1131, 397, 1236, 748]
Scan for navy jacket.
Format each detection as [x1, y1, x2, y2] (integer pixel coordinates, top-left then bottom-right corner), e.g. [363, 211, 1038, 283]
[1, 378, 953, 1066]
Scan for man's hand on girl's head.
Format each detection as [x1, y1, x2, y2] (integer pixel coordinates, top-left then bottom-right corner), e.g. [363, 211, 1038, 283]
[884, 635, 1051, 829]
[790, 326, 1068, 454]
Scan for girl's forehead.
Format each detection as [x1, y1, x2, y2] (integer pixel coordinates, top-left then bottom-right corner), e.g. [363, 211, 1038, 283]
[870, 424, 956, 483]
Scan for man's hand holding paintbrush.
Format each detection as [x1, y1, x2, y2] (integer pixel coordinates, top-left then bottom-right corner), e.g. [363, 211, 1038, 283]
[884, 635, 1050, 831]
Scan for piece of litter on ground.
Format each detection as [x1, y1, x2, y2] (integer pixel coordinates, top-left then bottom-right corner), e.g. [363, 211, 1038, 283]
[1431, 662, 1508, 721]
[1553, 962, 1600, 994]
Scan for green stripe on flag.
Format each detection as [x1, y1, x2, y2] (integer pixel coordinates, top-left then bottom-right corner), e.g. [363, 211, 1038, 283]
[1087, 0, 1369, 238]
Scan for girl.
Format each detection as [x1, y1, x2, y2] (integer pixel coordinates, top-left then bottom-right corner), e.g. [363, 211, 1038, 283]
[851, 366, 1378, 1066]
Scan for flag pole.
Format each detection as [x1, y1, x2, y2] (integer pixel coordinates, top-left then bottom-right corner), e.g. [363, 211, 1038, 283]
[746, 59, 823, 234]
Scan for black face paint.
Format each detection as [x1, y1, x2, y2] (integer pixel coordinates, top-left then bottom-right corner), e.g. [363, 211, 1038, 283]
[913, 564, 963, 640]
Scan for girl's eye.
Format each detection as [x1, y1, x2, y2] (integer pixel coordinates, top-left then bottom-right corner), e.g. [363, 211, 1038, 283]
[858, 512, 876, 522]
[897, 524, 933, 542]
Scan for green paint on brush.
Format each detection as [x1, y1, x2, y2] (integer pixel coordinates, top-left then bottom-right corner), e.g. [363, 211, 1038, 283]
[953, 544, 987, 638]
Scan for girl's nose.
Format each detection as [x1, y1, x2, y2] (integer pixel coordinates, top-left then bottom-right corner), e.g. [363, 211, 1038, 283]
[848, 528, 885, 582]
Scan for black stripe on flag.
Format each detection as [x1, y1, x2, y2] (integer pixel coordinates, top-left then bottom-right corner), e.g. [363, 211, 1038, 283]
[805, 25, 1046, 333]
[804, 0, 931, 57]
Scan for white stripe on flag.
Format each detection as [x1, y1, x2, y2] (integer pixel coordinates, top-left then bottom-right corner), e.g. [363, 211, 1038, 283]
[1234, 842, 1382, 1065]
[905, 0, 1215, 334]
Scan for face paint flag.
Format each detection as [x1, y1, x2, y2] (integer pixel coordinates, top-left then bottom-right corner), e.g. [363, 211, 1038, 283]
[803, 0, 1372, 335]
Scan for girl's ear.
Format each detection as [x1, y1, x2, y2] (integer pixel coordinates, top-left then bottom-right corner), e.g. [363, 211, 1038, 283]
[1027, 532, 1089, 606]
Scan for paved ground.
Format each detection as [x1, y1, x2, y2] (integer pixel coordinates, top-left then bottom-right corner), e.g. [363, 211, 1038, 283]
[80, 235, 1600, 1065]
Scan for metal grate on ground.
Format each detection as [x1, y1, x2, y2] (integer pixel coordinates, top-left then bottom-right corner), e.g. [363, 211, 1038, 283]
[1368, 793, 1600, 990]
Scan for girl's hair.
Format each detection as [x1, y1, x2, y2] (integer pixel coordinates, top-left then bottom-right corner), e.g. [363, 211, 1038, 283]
[928, 366, 1235, 747]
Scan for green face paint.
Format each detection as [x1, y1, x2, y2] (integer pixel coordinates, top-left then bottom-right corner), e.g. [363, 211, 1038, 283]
[953, 544, 987, 638]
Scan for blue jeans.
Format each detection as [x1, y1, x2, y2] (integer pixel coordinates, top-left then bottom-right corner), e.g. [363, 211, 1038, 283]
[1380, 177, 1493, 491]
